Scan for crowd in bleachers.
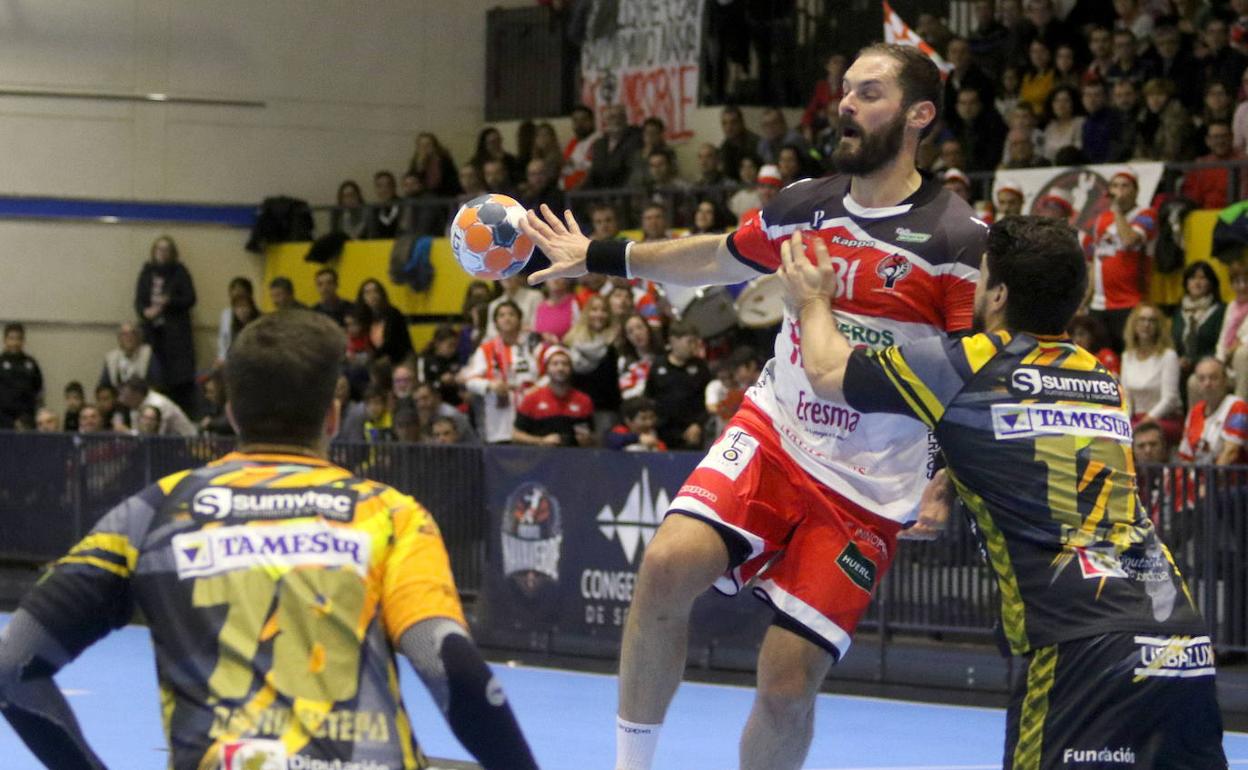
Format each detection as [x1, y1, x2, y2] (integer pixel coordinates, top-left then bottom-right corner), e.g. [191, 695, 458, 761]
[10, 1, 1248, 464]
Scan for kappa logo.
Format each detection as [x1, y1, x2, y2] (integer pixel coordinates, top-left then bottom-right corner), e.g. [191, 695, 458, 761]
[875, 254, 911, 288]
[597, 468, 669, 564]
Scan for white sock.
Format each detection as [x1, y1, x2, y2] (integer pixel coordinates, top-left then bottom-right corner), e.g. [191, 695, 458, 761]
[616, 716, 662, 770]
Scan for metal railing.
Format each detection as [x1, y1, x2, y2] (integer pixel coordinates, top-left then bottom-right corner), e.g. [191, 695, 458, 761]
[2, 432, 1247, 652]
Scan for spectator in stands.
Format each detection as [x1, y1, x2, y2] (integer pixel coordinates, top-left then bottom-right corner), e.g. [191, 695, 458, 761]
[617, 313, 661, 400]
[756, 107, 808, 165]
[694, 143, 732, 189]
[776, 144, 817, 185]
[587, 104, 641, 189]
[640, 203, 671, 242]
[1019, 39, 1057, 116]
[1070, 313, 1121, 373]
[390, 360, 417, 414]
[1052, 43, 1081, 90]
[331, 180, 369, 239]
[136, 404, 162, 436]
[411, 381, 476, 444]
[1135, 78, 1194, 161]
[427, 416, 462, 446]
[268, 276, 305, 311]
[1144, 24, 1202, 111]
[361, 384, 395, 443]
[33, 407, 56, 432]
[563, 293, 621, 434]
[1110, 79, 1142, 156]
[1001, 103, 1045, 165]
[736, 164, 782, 224]
[631, 117, 671, 186]
[481, 158, 515, 197]
[931, 138, 968, 174]
[133, 235, 196, 413]
[1178, 356, 1248, 464]
[62, 382, 83, 432]
[945, 36, 996, 115]
[605, 396, 667, 452]
[529, 122, 563, 177]
[1000, 128, 1051, 168]
[942, 168, 973, 203]
[343, 307, 373, 393]
[215, 276, 258, 369]
[99, 321, 160, 392]
[1194, 81, 1236, 145]
[370, 170, 402, 238]
[995, 65, 1023, 118]
[690, 199, 732, 235]
[969, 0, 1010, 73]
[1107, 29, 1153, 85]
[470, 127, 522, 187]
[1120, 303, 1184, 440]
[645, 320, 710, 450]
[607, 285, 636, 322]
[1019, 0, 1079, 57]
[1133, 420, 1171, 463]
[533, 277, 579, 343]
[1182, 120, 1248, 209]
[520, 159, 562, 217]
[312, 267, 352, 327]
[995, 179, 1025, 218]
[460, 301, 537, 444]
[562, 105, 597, 191]
[801, 53, 848, 138]
[408, 132, 461, 197]
[457, 164, 486, 203]
[718, 106, 761, 189]
[76, 405, 102, 434]
[197, 371, 232, 436]
[513, 346, 595, 447]
[355, 278, 413, 365]
[1081, 80, 1129, 162]
[948, 87, 1008, 171]
[1084, 26, 1116, 85]
[589, 202, 622, 242]
[1197, 16, 1248, 95]
[1174, 261, 1226, 402]
[93, 383, 124, 430]
[487, 275, 543, 337]
[1114, 0, 1154, 44]
[705, 347, 759, 436]
[1083, 169, 1157, 351]
[457, 280, 493, 362]
[414, 324, 463, 406]
[116, 377, 195, 437]
[1216, 260, 1248, 398]
[727, 156, 765, 220]
[815, 100, 841, 172]
[644, 150, 691, 204]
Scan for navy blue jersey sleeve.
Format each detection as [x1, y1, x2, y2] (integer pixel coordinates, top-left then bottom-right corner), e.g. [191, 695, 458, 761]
[843, 334, 979, 429]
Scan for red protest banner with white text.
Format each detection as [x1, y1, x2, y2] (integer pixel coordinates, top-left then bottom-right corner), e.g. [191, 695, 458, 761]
[580, 0, 706, 141]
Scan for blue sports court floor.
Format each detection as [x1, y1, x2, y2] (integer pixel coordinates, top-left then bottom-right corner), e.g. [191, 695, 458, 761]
[2, 618, 1247, 769]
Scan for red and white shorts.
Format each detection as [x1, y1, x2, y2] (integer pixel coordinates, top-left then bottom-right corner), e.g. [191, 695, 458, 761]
[669, 402, 901, 660]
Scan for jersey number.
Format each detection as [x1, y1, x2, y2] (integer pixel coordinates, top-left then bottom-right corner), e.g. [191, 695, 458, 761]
[193, 569, 366, 703]
[828, 258, 859, 301]
[1034, 435, 1137, 547]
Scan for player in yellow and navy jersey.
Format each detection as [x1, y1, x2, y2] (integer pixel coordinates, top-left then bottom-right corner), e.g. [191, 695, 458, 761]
[777, 216, 1225, 769]
[0, 311, 539, 770]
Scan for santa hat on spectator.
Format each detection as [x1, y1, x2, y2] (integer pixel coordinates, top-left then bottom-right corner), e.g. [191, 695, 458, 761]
[942, 168, 970, 188]
[756, 165, 783, 188]
[995, 179, 1023, 199]
[1110, 168, 1139, 187]
[1036, 187, 1074, 215]
[538, 344, 572, 378]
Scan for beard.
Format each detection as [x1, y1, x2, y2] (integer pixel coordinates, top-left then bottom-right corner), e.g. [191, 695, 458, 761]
[971, 292, 987, 333]
[832, 110, 908, 176]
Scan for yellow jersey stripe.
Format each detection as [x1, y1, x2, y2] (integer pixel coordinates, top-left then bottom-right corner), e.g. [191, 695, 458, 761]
[1012, 644, 1057, 770]
[158, 469, 191, 495]
[878, 350, 942, 428]
[71, 533, 138, 572]
[59, 555, 130, 578]
[956, 477, 1029, 653]
[960, 331, 1009, 374]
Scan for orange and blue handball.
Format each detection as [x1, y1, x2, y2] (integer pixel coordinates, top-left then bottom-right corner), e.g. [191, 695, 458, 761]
[448, 193, 535, 279]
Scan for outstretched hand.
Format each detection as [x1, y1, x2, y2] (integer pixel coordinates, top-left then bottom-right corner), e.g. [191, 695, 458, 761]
[776, 230, 838, 312]
[519, 204, 591, 285]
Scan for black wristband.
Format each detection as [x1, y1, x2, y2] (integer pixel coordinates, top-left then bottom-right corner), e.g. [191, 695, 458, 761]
[585, 239, 631, 277]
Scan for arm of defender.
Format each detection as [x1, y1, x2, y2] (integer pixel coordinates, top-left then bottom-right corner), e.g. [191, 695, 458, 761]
[399, 618, 539, 770]
[521, 204, 760, 287]
[774, 231, 855, 400]
[902, 469, 955, 541]
[0, 610, 108, 770]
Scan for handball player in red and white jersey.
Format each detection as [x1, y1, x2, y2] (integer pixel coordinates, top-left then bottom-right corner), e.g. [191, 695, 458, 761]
[522, 44, 987, 770]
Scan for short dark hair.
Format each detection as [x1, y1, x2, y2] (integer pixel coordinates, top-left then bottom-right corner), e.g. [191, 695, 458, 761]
[315, 267, 339, 282]
[228, 276, 254, 295]
[1134, 419, 1165, 439]
[374, 170, 396, 184]
[64, 381, 84, 397]
[3, 322, 23, 336]
[668, 319, 700, 339]
[95, 383, 117, 398]
[642, 116, 665, 132]
[985, 216, 1087, 335]
[270, 276, 294, 293]
[1183, 260, 1222, 299]
[493, 299, 522, 323]
[855, 43, 943, 140]
[620, 396, 658, 422]
[225, 311, 345, 446]
[121, 377, 149, 396]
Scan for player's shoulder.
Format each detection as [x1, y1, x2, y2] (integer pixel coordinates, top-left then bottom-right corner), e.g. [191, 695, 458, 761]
[761, 175, 849, 227]
[920, 186, 989, 250]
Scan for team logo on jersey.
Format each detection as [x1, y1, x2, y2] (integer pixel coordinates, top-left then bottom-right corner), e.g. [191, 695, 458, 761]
[1073, 545, 1129, 579]
[502, 482, 563, 594]
[835, 541, 876, 592]
[221, 738, 287, 770]
[894, 226, 931, 244]
[1008, 367, 1120, 405]
[702, 428, 760, 481]
[875, 254, 911, 289]
[191, 486, 357, 522]
[1132, 635, 1215, 679]
[172, 523, 370, 579]
[991, 403, 1132, 443]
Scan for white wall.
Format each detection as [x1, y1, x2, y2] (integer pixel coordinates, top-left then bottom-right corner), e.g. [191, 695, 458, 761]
[0, 0, 527, 413]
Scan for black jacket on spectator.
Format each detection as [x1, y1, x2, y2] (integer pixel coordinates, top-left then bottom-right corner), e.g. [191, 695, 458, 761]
[587, 130, 642, 189]
[134, 261, 197, 389]
[720, 130, 761, 185]
[0, 352, 42, 429]
[571, 343, 622, 416]
[1081, 107, 1128, 163]
[1198, 46, 1248, 95]
[1143, 49, 1202, 111]
[369, 305, 414, 365]
[946, 109, 1007, 172]
[645, 355, 711, 449]
[944, 67, 996, 116]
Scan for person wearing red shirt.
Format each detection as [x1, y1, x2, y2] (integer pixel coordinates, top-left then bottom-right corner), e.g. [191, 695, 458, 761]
[1181, 120, 1248, 209]
[1178, 357, 1248, 464]
[1081, 169, 1157, 352]
[512, 346, 595, 447]
[562, 104, 598, 192]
